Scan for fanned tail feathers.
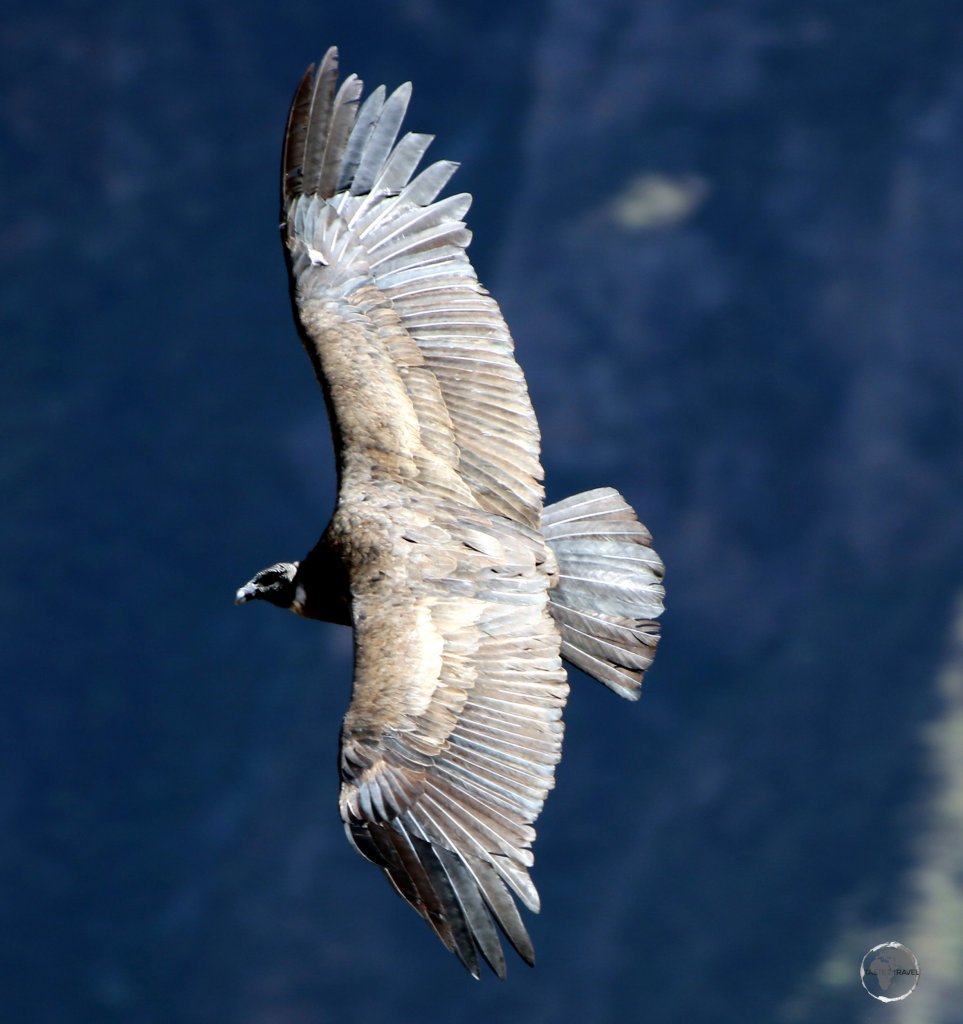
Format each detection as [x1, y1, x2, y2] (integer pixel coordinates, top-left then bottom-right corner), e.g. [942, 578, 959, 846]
[543, 488, 664, 700]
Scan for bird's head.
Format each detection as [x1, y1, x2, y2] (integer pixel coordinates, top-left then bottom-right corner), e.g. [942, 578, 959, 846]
[234, 561, 301, 611]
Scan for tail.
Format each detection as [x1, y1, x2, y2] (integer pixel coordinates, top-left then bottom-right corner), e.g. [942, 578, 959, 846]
[542, 488, 664, 700]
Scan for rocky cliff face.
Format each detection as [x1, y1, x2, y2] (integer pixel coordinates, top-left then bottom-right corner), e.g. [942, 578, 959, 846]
[4, 2, 963, 1021]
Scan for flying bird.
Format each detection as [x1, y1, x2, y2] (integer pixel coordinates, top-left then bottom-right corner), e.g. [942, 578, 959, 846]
[235, 47, 665, 978]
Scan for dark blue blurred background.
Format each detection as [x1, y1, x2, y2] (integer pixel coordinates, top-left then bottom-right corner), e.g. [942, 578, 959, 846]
[5, 2, 963, 1021]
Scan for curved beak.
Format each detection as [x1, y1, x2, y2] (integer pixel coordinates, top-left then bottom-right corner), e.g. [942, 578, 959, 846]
[234, 583, 257, 605]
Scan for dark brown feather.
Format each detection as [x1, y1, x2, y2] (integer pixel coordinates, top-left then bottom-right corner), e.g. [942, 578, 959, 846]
[281, 64, 316, 208]
[298, 46, 340, 199]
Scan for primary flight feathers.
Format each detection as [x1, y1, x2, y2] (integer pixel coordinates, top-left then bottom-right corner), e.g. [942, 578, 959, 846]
[235, 46, 664, 978]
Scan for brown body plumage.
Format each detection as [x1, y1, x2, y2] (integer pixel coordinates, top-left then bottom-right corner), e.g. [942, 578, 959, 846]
[235, 47, 665, 977]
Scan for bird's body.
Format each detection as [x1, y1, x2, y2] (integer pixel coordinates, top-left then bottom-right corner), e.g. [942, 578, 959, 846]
[236, 47, 664, 977]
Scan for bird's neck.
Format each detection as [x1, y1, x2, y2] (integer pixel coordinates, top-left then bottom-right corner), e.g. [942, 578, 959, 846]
[294, 537, 352, 625]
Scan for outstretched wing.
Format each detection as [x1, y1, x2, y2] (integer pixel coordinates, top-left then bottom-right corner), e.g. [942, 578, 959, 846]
[337, 503, 568, 978]
[282, 47, 544, 530]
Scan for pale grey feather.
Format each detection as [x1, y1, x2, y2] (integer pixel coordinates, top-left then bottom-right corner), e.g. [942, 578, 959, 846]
[337, 84, 385, 193]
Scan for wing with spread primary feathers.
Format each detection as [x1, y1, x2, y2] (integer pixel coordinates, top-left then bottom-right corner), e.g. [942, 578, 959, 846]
[282, 47, 544, 531]
[337, 503, 568, 978]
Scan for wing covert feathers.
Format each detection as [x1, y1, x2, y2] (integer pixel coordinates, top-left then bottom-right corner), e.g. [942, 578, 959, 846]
[282, 47, 544, 530]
